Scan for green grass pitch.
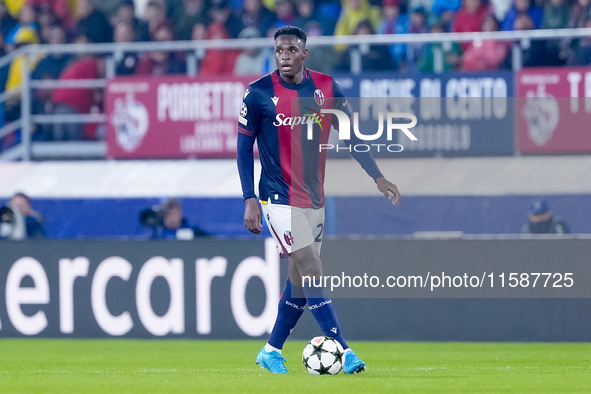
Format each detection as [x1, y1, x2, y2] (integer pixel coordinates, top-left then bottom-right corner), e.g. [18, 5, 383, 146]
[0, 339, 590, 393]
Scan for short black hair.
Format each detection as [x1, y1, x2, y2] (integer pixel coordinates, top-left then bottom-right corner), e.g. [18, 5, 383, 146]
[274, 26, 307, 44]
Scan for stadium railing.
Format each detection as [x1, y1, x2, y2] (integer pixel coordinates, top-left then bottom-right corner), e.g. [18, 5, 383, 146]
[1, 27, 590, 162]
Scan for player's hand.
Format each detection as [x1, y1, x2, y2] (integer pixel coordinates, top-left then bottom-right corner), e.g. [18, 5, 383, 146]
[376, 177, 400, 206]
[244, 198, 263, 234]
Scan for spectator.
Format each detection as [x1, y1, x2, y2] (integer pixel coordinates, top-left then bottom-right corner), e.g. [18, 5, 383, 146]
[0, 1, 18, 38]
[136, 23, 187, 75]
[274, 0, 295, 25]
[315, 0, 341, 35]
[191, 21, 208, 70]
[239, 0, 275, 36]
[568, 19, 591, 65]
[334, 0, 380, 39]
[378, 0, 408, 35]
[392, 5, 428, 68]
[7, 192, 45, 239]
[3, 0, 25, 18]
[0, 32, 9, 95]
[461, 14, 508, 70]
[76, 0, 113, 43]
[36, 5, 58, 44]
[432, 0, 461, 26]
[559, 0, 591, 63]
[542, 0, 570, 30]
[28, 0, 74, 31]
[336, 19, 395, 72]
[31, 25, 71, 140]
[111, 0, 150, 42]
[541, 0, 569, 66]
[145, 0, 169, 37]
[453, 0, 489, 40]
[419, 22, 462, 72]
[5, 2, 38, 45]
[0, 32, 9, 150]
[175, 0, 208, 40]
[256, 21, 281, 73]
[566, 0, 591, 29]
[378, 0, 409, 61]
[502, 13, 545, 68]
[234, 27, 267, 74]
[4, 27, 41, 124]
[51, 54, 105, 140]
[5, 27, 40, 93]
[113, 21, 139, 75]
[200, 22, 240, 74]
[209, 0, 244, 38]
[93, 0, 124, 22]
[293, 0, 317, 29]
[490, 0, 512, 23]
[522, 200, 570, 234]
[302, 20, 335, 73]
[501, 0, 543, 31]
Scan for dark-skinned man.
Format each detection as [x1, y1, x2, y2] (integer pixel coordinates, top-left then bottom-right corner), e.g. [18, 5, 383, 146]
[237, 25, 400, 374]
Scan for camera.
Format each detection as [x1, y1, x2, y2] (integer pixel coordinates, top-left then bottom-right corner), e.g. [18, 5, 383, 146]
[0, 205, 26, 240]
[139, 205, 163, 228]
[139, 200, 209, 240]
[0, 205, 15, 224]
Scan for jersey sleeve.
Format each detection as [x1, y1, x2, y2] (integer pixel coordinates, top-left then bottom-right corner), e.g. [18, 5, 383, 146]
[237, 85, 261, 138]
[236, 85, 260, 201]
[332, 79, 353, 128]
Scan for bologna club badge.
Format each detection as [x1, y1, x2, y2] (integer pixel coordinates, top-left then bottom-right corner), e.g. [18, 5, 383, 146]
[284, 231, 294, 246]
[314, 89, 325, 106]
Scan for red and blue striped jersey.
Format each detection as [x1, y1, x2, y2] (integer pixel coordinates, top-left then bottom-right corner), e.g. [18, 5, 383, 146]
[237, 69, 352, 209]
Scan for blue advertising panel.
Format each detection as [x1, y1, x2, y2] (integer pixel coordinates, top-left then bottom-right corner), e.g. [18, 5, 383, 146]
[333, 71, 514, 157]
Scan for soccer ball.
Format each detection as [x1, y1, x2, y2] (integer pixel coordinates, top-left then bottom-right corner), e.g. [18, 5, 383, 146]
[302, 336, 344, 375]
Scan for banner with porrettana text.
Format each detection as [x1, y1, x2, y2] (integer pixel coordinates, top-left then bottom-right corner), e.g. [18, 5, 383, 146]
[105, 75, 256, 159]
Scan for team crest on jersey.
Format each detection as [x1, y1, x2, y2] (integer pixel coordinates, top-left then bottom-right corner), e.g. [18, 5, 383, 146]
[314, 89, 325, 106]
[284, 231, 294, 246]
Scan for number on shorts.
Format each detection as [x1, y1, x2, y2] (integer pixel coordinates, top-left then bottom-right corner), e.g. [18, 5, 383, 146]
[315, 223, 324, 242]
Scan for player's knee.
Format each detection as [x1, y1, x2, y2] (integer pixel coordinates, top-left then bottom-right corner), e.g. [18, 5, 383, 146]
[290, 248, 322, 280]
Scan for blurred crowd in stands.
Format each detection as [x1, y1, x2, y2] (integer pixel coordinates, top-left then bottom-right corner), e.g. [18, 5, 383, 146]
[0, 0, 590, 144]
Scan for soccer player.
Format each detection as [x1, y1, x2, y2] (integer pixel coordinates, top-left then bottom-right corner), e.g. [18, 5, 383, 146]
[237, 26, 400, 374]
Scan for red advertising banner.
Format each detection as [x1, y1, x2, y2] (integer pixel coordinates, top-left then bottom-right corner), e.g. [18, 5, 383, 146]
[517, 67, 591, 154]
[106, 75, 260, 158]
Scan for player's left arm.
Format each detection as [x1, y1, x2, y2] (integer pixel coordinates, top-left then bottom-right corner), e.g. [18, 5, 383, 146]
[332, 80, 401, 205]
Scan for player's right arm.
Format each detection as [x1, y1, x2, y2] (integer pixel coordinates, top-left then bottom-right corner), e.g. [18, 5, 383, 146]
[237, 86, 263, 234]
